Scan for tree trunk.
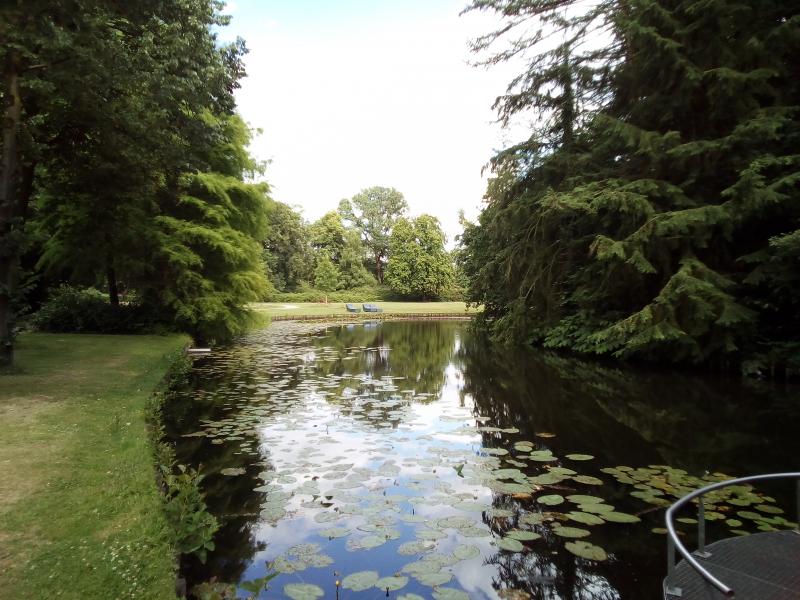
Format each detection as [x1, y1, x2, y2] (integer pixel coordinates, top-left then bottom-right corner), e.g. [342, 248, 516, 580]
[107, 265, 120, 306]
[0, 52, 22, 366]
[375, 251, 384, 284]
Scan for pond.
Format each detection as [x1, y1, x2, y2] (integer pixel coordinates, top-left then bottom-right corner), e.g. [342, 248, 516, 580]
[165, 320, 800, 600]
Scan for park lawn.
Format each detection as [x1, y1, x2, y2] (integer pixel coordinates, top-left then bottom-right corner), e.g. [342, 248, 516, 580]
[0, 332, 189, 600]
[251, 300, 479, 318]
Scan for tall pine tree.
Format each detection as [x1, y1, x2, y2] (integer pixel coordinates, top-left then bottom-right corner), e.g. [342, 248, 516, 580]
[461, 0, 800, 374]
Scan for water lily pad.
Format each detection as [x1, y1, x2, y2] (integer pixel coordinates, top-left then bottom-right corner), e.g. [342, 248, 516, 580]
[564, 540, 607, 561]
[318, 527, 350, 539]
[497, 537, 525, 552]
[432, 588, 470, 600]
[565, 454, 594, 461]
[342, 571, 379, 591]
[651, 527, 668, 534]
[529, 451, 557, 462]
[284, 583, 324, 600]
[579, 503, 615, 514]
[537, 494, 565, 506]
[552, 526, 590, 538]
[535, 432, 556, 438]
[567, 495, 604, 504]
[415, 571, 453, 586]
[507, 530, 541, 541]
[549, 467, 577, 476]
[602, 511, 641, 523]
[737, 511, 763, 520]
[398, 595, 425, 600]
[398, 540, 436, 555]
[677, 517, 697, 524]
[417, 529, 447, 541]
[572, 475, 603, 485]
[756, 504, 784, 514]
[220, 467, 246, 476]
[375, 576, 408, 591]
[567, 511, 605, 525]
[453, 545, 480, 560]
[725, 519, 743, 527]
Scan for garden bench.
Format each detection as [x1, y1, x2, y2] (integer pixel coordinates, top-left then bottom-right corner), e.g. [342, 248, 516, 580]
[345, 303, 361, 313]
[362, 303, 383, 313]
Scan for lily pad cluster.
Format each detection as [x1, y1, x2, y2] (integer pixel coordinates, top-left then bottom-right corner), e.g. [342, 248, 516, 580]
[172, 322, 796, 598]
[601, 465, 798, 534]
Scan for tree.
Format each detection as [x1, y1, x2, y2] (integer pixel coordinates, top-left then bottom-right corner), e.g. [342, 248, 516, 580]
[338, 186, 408, 283]
[386, 215, 454, 299]
[309, 211, 347, 261]
[262, 201, 312, 291]
[310, 211, 373, 289]
[460, 0, 800, 374]
[313, 254, 340, 300]
[1, 0, 249, 360]
[338, 230, 375, 288]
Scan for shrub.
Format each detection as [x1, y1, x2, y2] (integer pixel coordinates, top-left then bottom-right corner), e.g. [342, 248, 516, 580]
[31, 285, 167, 333]
[264, 285, 398, 303]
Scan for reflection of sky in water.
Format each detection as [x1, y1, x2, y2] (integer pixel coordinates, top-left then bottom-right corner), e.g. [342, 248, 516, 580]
[176, 322, 619, 600]
[248, 341, 503, 597]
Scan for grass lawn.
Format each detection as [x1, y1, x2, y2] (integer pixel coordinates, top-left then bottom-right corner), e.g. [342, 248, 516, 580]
[251, 300, 479, 318]
[0, 332, 189, 600]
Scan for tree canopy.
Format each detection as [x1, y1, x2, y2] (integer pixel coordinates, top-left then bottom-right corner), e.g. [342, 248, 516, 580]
[386, 215, 455, 299]
[460, 0, 800, 375]
[338, 186, 408, 283]
[1, 0, 266, 353]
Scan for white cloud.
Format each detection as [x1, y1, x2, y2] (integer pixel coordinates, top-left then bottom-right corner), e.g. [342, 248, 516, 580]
[234, 5, 524, 244]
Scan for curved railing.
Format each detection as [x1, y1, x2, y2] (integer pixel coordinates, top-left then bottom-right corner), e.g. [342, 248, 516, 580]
[664, 471, 800, 598]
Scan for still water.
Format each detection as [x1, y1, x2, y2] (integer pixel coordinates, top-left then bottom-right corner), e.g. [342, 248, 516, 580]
[165, 320, 800, 600]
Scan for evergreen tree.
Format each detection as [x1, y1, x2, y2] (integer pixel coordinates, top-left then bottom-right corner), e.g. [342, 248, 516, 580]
[461, 0, 800, 374]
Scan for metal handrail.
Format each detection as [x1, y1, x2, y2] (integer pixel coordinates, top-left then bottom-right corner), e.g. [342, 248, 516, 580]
[664, 471, 800, 598]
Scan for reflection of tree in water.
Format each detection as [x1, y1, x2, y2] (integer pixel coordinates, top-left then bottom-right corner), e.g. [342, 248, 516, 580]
[305, 322, 462, 429]
[458, 331, 800, 474]
[164, 353, 281, 589]
[312, 321, 461, 395]
[459, 329, 800, 598]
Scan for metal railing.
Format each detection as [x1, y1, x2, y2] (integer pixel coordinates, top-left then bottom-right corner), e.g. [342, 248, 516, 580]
[664, 471, 800, 598]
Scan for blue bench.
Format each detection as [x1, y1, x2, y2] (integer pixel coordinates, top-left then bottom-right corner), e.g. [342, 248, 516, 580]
[345, 303, 361, 313]
[362, 303, 383, 313]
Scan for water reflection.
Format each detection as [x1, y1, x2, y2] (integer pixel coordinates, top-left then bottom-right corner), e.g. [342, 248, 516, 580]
[165, 321, 799, 599]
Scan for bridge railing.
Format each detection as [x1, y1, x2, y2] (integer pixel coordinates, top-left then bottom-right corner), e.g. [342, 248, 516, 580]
[664, 471, 800, 598]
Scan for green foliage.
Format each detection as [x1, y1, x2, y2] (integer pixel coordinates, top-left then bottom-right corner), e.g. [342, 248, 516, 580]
[460, 0, 800, 374]
[313, 253, 341, 292]
[146, 165, 269, 343]
[31, 284, 165, 333]
[385, 215, 455, 299]
[265, 285, 394, 304]
[262, 200, 313, 291]
[309, 212, 374, 288]
[339, 186, 408, 283]
[3, 1, 263, 353]
[161, 464, 218, 563]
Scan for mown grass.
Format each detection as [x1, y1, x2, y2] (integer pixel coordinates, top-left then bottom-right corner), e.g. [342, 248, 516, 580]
[251, 301, 479, 318]
[0, 332, 189, 600]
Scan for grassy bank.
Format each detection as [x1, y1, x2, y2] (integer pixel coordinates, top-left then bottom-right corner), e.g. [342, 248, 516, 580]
[251, 301, 478, 319]
[0, 332, 189, 600]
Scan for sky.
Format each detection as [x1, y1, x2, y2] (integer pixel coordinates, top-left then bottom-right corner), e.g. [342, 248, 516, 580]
[219, 0, 523, 244]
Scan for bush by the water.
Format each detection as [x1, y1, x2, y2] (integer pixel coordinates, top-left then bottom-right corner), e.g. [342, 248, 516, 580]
[32, 285, 167, 334]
